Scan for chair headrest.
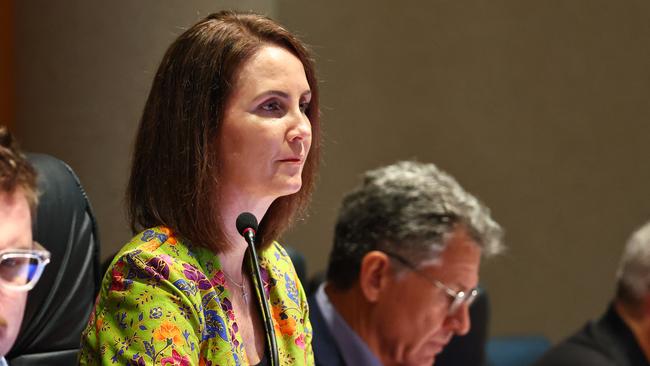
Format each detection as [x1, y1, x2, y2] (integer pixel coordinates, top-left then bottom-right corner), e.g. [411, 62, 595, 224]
[7, 153, 101, 360]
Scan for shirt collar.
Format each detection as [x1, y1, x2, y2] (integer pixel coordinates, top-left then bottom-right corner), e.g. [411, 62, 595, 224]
[315, 283, 383, 366]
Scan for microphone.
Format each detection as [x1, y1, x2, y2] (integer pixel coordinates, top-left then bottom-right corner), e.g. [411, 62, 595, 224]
[235, 212, 279, 366]
[236, 212, 258, 247]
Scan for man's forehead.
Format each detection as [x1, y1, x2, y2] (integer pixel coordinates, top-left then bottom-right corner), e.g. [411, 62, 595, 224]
[0, 190, 33, 251]
[419, 248, 482, 272]
[421, 237, 482, 287]
[421, 226, 482, 260]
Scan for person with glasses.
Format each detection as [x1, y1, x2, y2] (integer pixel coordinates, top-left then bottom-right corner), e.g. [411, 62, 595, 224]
[534, 221, 650, 366]
[309, 161, 504, 366]
[0, 126, 50, 364]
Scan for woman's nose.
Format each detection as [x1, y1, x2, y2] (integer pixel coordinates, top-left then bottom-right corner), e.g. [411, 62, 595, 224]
[287, 109, 311, 142]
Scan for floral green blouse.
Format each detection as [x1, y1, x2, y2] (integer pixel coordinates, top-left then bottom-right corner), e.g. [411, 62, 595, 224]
[79, 226, 314, 366]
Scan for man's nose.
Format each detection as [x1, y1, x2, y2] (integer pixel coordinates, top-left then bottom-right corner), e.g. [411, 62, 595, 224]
[448, 303, 472, 336]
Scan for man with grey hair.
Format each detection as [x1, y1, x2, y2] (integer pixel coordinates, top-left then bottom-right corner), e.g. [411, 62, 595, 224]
[535, 221, 650, 366]
[309, 161, 504, 366]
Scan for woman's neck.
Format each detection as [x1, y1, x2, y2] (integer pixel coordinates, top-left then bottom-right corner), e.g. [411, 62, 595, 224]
[217, 186, 274, 282]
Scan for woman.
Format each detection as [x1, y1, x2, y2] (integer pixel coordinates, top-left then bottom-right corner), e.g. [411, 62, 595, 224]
[80, 11, 319, 365]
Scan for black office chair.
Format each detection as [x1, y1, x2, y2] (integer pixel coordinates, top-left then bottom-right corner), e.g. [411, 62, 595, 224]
[305, 270, 326, 296]
[6, 153, 101, 365]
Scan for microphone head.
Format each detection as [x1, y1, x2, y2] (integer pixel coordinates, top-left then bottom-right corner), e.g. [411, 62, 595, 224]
[236, 212, 259, 236]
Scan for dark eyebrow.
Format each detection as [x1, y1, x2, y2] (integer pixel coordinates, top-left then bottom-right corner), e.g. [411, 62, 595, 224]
[260, 90, 288, 99]
[255, 89, 312, 101]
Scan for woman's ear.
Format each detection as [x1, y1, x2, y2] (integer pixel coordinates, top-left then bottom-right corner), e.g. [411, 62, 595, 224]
[358, 251, 393, 303]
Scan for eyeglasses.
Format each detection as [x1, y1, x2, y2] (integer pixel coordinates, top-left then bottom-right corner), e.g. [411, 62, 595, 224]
[0, 241, 51, 291]
[384, 250, 478, 315]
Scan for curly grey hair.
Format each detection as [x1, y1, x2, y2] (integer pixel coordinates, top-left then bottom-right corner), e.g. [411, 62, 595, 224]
[616, 221, 650, 305]
[326, 161, 504, 289]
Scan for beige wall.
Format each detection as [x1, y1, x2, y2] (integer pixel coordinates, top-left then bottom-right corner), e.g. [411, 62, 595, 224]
[14, 1, 650, 342]
[276, 0, 650, 341]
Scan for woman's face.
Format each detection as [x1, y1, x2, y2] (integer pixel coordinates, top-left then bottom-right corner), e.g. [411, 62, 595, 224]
[219, 45, 312, 202]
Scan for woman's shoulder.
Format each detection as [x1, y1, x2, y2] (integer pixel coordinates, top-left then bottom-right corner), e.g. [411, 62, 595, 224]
[105, 226, 215, 283]
[258, 242, 312, 362]
[259, 241, 305, 304]
[82, 227, 242, 365]
[116, 226, 198, 262]
[122, 226, 182, 251]
[259, 241, 296, 271]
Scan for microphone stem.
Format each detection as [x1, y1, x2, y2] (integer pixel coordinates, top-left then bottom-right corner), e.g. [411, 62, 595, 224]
[245, 236, 280, 366]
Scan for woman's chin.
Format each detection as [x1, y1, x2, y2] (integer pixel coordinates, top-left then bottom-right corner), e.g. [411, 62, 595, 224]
[275, 178, 303, 197]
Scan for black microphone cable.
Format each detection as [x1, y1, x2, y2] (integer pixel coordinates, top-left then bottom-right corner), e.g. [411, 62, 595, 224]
[236, 212, 279, 366]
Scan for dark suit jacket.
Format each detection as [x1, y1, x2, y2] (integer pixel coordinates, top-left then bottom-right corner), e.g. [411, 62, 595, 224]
[308, 293, 347, 366]
[534, 304, 649, 366]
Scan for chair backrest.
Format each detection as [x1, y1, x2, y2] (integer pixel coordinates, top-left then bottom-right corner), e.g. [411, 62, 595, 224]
[306, 270, 326, 296]
[6, 153, 101, 365]
[486, 335, 551, 366]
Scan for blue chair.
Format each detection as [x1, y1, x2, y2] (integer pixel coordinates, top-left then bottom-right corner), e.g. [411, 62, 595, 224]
[486, 335, 551, 366]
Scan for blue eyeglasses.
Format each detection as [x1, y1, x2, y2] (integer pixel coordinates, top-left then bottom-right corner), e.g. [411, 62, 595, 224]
[0, 241, 51, 291]
[384, 250, 478, 315]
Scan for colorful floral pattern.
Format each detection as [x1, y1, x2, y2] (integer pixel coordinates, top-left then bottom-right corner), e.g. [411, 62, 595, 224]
[79, 227, 313, 365]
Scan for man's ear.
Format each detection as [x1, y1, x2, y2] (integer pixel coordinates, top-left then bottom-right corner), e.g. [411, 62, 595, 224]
[358, 251, 393, 303]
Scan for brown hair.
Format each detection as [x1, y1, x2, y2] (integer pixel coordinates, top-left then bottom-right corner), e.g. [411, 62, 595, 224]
[0, 126, 38, 214]
[127, 11, 320, 251]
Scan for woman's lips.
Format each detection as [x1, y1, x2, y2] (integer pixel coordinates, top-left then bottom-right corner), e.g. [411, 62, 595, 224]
[279, 157, 303, 163]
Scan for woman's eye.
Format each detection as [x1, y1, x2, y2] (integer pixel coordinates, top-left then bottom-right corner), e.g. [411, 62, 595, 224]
[299, 101, 310, 114]
[260, 101, 281, 112]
